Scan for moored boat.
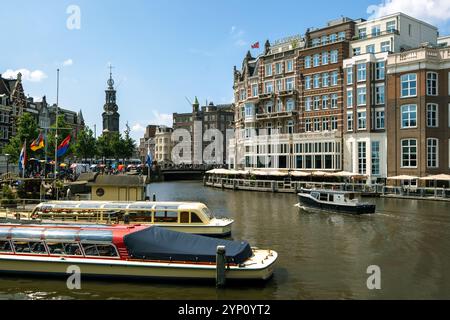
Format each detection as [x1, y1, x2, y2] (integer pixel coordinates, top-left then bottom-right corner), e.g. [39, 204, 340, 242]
[297, 189, 376, 215]
[0, 223, 277, 282]
[30, 201, 233, 237]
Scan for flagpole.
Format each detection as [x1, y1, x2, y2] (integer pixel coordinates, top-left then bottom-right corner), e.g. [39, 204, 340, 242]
[54, 69, 60, 200]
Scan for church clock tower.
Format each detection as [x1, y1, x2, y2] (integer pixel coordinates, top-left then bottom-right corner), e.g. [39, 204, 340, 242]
[102, 66, 120, 134]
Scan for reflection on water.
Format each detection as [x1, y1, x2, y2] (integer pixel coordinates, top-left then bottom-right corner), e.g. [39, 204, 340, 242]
[1, 181, 450, 300]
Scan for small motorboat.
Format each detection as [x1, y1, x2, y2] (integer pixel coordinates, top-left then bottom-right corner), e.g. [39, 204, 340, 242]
[297, 189, 376, 215]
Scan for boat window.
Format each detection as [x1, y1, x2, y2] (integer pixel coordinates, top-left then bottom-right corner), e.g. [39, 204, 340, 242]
[47, 242, 82, 256]
[154, 211, 178, 223]
[0, 240, 12, 253]
[82, 243, 99, 256]
[128, 211, 152, 222]
[201, 207, 214, 219]
[64, 243, 83, 256]
[348, 193, 355, 200]
[329, 194, 334, 202]
[96, 245, 119, 257]
[13, 241, 47, 254]
[190, 213, 203, 224]
[320, 193, 328, 201]
[180, 212, 190, 223]
[311, 192, 320, 199]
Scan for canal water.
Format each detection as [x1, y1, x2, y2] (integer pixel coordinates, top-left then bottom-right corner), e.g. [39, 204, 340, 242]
[1, 181, 450, 300]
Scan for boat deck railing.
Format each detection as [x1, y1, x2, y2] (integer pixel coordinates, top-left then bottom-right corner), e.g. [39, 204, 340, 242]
[204, 177, 384, 195]
[204, 176, 450, 200]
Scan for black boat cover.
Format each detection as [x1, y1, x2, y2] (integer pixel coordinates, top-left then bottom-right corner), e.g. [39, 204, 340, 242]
[123, 226, 253, 264]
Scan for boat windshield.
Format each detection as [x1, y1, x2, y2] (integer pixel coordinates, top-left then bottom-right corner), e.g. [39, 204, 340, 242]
[201, 207, 214, 219]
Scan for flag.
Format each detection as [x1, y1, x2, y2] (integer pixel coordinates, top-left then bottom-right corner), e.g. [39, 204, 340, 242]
[57, 135, 71, 157]
[146, 146, 153, 167]
[30, 133, 45, 151]
[251, 42, 260, 49]
[19, 141, 27, 172]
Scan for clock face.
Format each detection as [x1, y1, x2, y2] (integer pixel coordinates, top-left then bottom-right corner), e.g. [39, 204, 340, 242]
[108, 78, 114, 87]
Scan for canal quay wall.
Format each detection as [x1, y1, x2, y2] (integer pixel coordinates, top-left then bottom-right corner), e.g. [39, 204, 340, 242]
[204, 177, 450, 202]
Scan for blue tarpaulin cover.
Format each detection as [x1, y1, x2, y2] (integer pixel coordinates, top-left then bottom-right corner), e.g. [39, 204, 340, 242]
[124, 226, 253, 264]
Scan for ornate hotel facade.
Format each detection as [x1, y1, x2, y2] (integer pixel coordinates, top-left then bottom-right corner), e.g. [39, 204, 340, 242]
[230, 13, 448, 181]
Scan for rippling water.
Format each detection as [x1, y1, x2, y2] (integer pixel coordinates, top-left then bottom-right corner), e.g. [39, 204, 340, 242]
[1, 181, 450, 300]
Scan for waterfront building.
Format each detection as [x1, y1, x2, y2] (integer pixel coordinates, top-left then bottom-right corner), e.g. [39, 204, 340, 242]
[173, 98, 233, 164]
[154, 126, 174, 163]
[343, 13, 438, 182]
[0, 73, 27, 151]
[386, 45, 450, 178]
[230, 17, 356, 171]
[102, 70, 120, 134]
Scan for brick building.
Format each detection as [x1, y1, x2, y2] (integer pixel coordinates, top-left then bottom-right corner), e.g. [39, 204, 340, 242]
[386, 46, 450, 179]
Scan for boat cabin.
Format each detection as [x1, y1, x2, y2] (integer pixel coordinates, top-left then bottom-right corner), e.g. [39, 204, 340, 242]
[309, 190, 359, 204]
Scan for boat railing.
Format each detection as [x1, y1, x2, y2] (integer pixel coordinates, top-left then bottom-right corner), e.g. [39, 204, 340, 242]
[204, 176, 385, 195]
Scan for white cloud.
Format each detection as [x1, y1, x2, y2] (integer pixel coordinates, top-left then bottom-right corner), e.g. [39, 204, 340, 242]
[63, 59, 73, 67]
[230, 26, 248, 47]
[2, 68, 48, 82]
[367, 0, 450, 28]
[131, 123, 146, 133]
[130, 111, 173, 136]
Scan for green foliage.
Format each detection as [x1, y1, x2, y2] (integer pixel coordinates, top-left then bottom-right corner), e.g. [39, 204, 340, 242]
[1, 185, 17, 207]
[73, 126, 96, 161]
[3, 113, 39, 163]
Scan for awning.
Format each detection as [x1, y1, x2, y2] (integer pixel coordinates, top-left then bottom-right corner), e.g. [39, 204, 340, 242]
[388, 175, 419, 180]
[289, 171, 311, 177]
[419, 174, 450, 181]
[251, 170, 289, 177]
[328, 171, 367, 178]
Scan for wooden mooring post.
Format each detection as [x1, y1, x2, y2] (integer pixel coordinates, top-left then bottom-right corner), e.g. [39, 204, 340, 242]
[216, 245, 226, 288]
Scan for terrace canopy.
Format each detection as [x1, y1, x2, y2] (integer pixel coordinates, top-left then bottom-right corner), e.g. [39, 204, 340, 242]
[289, 171, 311, 177]
[419, 174, 450, 181]
[387, 175, 419, 180]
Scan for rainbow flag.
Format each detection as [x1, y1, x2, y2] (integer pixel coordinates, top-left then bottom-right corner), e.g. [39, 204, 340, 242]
[19, 141, 27, 172]
[57, 135, 71, 157]
[30, 133, 45, 151]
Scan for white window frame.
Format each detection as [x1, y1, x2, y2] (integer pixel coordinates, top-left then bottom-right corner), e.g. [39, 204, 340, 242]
[375, 109, 385, 130]
[401, 73, 417, 98]
[330, 50, 338, 63]
[305, 76, 311, 90]
[347, 112, 354, 131]
[427, 138, 439, 168]
[252, 84, 258, 97]
[427, 103, 439, 128]
[305, 56, 311, 69]
[375, 61, 385, 80]
[322, 52, 329, 65]
[357, 87, 367, 106]
[347, 67, 353, 85]
[305, 97, 312, 111]
[331, 71, 338, 86]
[322, 95, 329, 110]
[313, 74, 320, 88]
[265, 64, 273, 77]
[401, 104, 417, 129]
[286, 60, 294, 72]
[286, 78, 295, 91]
[427, 72, 438, 96]
[401, 139, 418, 168]
[322, 73, 329, 87]
[275, 62, 283, 75]
[331, 94, 338, 109]
[357, 110, 367, 130]
[347, 89, 353, 108]
[357, 63, 366, 82]
[380, 41, 390, 52]
[313, 54, 320, 67]
[375, 84, 385, 105]
[265, 81, 273, 94]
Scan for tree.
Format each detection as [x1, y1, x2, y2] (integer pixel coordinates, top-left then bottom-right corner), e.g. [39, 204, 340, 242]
[96, 133, 113, 162]
[122, 124, 136, 161]
[73, 126, 96, 161]
[3, 113, 39, 163]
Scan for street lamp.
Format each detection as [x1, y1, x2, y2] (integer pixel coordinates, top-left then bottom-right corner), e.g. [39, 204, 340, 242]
[5, 154, 10, 175]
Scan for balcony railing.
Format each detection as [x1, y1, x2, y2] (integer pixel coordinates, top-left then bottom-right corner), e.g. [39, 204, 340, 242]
[256, 110, 297, 120]
[258, 93, 274, 100]
[352, 29, 399, 41]
[388, 47, 450, 65]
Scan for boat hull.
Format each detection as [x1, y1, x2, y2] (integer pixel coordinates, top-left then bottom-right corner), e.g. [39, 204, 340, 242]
[298, 194, 376, 215]
[0, 250, 277, 282]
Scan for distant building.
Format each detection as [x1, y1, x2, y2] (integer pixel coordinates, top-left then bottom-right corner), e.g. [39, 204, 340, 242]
[138, 125, 159, 162]
[154, 126, 174, 163]
[173, 98, 234, 164]
[0, 72, 27, 150]
[102, 69, 120, 134]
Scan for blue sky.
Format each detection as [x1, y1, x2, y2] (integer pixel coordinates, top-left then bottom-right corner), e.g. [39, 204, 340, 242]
[1, 0, 449, 141]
